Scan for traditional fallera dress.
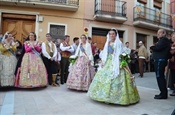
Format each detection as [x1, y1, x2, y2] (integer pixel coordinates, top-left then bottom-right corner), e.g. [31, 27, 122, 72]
[0, 43, 17, 87]
[88, 42, 140, 105]
[15, 41, 48, 88]
[67, 42, 95, 91]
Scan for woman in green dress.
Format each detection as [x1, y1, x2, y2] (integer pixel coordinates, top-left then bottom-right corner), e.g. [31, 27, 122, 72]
[88, 29, 140, 105]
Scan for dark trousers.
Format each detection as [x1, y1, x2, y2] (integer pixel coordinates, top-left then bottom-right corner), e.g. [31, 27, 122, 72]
[42, 57, 57, 85]
[139, 58, 145, 77]
[154, 60, 168, 97]
[170, 69, 175, 89]
[60, 57, 70, 84]
[130, 62, 136, 74]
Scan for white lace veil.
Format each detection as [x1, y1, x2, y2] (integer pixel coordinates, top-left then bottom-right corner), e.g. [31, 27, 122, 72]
[75, 35, 88, 57]
[101, 29, 124, 79]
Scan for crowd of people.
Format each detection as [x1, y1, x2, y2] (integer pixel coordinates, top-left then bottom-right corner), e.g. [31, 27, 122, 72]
[0, 28, 174, 106]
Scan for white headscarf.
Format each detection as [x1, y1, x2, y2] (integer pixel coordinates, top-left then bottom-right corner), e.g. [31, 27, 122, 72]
[101, 29, 124, 79]
[2, 32, 9, 43]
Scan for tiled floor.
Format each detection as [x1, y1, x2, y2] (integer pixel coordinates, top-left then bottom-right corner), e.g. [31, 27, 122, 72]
[0, 72, 175, 115]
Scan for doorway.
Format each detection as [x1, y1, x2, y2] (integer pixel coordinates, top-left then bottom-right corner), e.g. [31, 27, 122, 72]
[2, 13, 36, 43]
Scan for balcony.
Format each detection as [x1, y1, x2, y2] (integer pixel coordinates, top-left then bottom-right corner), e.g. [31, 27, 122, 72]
[0, 0, 79, 11]
[133, 6, 174, 31]
[94, 0, 127, 23]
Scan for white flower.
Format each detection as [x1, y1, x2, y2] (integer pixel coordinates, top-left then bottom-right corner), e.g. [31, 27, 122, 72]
[122, 53, 126, 56]
[128, 55, 130, 58]
[69, 55, 77, 59]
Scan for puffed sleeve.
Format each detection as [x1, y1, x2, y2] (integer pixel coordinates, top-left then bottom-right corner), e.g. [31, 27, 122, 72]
[24, 43, 32, 52]
[0, 44, 7, 53]
[34, 45, 42, 52]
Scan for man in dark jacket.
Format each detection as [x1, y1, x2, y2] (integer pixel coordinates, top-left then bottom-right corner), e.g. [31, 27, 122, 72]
[150, 29, 171, 99]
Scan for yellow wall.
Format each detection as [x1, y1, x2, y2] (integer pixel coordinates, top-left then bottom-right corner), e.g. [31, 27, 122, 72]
[0, 0, 85, 43]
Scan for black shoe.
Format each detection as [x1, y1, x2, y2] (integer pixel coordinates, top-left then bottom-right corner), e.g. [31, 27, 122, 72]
[154, 95, 167, 99]
[154, 94, 161, 97]
[170, 93, 175, 96]
[138, 75, 143, 78]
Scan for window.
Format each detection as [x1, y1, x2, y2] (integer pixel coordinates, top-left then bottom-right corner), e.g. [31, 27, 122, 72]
[136, 0, 147, 18]
[154, 6, 161, 22]
[153, 0, 162, 22]
[153, 0, 162, 9]
[49, 24, 66, 41]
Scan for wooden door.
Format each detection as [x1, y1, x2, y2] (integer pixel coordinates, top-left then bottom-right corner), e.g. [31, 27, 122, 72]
[2, 14, 35, 43]
[136, 33, 147, 49]
[92, 35, 123, 50]
[92, 35, 107, 50]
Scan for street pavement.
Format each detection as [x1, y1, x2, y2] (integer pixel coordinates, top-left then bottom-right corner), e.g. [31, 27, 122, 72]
[0, 72, 175, 115]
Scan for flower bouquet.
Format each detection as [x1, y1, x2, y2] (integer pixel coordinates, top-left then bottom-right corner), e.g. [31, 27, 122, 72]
[119, 53, 131, 69]
[68, 55, 77, 72]
[69, 55, 77, 65]
[120, 53, 136, 87]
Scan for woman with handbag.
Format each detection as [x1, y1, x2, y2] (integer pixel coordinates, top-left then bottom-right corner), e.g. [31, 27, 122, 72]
[66, 34, 95, 91]
[0, 33, 17, 87]
[15, 32, 47, 88]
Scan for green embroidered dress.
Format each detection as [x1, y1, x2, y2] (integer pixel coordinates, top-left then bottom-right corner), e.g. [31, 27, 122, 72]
[88, 45, 140, 105]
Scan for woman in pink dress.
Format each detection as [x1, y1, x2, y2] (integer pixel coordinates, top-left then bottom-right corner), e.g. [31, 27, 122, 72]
[15, 32, 48, 88]
[67, 34, 95, 91]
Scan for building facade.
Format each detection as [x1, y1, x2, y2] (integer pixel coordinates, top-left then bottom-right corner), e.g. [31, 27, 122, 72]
[0, 0, 83, 43]
[84, 0, 173, 49]
[0, 0, 174, 49]
[171, 0, 175, 30]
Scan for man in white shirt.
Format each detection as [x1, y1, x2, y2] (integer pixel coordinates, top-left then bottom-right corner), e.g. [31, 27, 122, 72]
[71, 37, 79, 55]
[60, 35, 74, 84]
[42, 33, 58, 86]
[123, 42, 131, 55]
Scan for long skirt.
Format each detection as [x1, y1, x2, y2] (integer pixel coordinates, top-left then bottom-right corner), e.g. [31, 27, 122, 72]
[0, 55, 17, 87]
[15, 53, 48, 88]
[88, 54, 140, 105]
[67, 56, 95, 91]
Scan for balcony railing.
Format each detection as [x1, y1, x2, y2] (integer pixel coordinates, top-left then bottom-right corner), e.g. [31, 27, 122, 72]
[0, 0, 79, 11]
[94, 0, 127, 23]
[95, 0, 127, 17]
[133, 6, 173, 30]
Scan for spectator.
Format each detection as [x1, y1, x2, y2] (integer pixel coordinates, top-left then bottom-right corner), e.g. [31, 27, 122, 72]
[71, 37, 79, 55]
[138, 41, 148, 77]
[169, 32, 175, 96]
[88, 37, 95, 55]
[15, 40, 23, 60]
[150, 29, 171, 99]
[130, 49, 137, 74]
[123, 42, 131, 55]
